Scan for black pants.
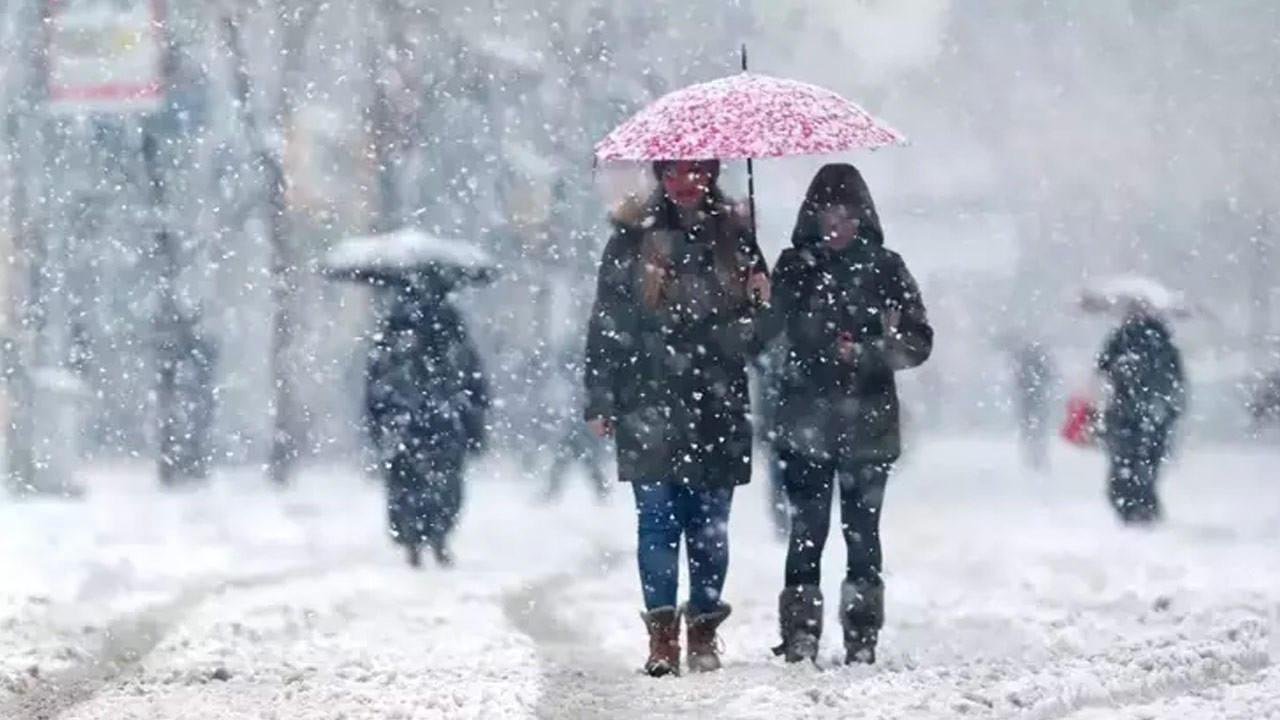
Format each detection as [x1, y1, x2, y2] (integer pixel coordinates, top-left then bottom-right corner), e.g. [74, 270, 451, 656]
[781, 450, 890, 588]
[1107, 425, 1169, 524]
[386, 447, 464, 548]
[1017, 396, 1050, 470]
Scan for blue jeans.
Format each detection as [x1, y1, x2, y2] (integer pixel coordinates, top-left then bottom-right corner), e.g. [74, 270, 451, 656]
[632, 482, 734, 614]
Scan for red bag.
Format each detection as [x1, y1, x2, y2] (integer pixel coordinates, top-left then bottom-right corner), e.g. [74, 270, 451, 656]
[1060, 394, 1099, 447]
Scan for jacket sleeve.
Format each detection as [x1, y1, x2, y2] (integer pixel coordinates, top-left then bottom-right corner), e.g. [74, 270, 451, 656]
[717, 226, 773, 357]
[459, 333, 490, 411]
[878, 253, 933, 371]
[1096, 328, 1123, 377]
[753, 249, 801, 350]
[583, 227, 635, 421]
[455, 331, 490, 452]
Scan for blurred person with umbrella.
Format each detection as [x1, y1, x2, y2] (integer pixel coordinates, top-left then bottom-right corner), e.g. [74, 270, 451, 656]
[591, 49, 905, 674]
[1084, 277, 1188, 525]
[324, 229, 493, 568]
[542, 344, 609, 504]
[1009, 338, 1056, 471]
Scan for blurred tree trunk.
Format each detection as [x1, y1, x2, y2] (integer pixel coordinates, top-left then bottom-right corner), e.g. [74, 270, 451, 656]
[222, 1, 320, 481]
[223, 0, 319, 485]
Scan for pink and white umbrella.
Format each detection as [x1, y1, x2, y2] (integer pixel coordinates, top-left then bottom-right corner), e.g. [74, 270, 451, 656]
[595, 53, 904, 247]
[594, 72, 905, 161]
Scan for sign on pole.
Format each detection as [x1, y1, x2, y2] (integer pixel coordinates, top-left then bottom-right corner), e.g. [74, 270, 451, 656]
[47, 0, 164, 115]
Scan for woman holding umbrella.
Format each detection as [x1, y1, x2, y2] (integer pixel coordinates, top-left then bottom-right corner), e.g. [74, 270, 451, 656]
[764, 164, 932, 665]
[584, 159, 769, 676]
[592, 55, 906, 674]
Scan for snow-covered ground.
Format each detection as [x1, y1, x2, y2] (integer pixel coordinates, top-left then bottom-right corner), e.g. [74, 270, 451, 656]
[1, 438, 1277, 719]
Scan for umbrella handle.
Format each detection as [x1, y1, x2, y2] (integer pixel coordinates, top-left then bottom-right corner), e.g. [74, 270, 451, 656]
[740, 43, 760, 264]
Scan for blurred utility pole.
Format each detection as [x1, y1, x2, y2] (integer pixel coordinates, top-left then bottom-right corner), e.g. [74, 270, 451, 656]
[144, 128, 185, 486]
[1, 0, 42, 494]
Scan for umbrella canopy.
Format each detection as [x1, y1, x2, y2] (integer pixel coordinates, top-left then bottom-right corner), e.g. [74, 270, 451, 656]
[322, 228, 496, 286]
[594, 72, 905, 161]
[1079, 275, 1192, 317]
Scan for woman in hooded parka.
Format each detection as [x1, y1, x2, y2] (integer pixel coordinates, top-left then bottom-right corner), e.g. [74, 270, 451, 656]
[583, 159, 770, 677]
[762, 164, 932, 665]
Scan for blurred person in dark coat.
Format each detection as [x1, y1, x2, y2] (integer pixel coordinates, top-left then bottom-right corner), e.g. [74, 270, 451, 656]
[1096, 304, 1185, 525]
[543, 347, 608, 503]
[366, 273, 489, 568]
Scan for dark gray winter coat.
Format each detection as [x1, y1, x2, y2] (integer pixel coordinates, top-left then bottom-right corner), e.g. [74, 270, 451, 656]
[365, 280, 490, 464]
[584, 192, 766, 488]
[759, 164, 932, 466]
[1097, 314, 1185, 443]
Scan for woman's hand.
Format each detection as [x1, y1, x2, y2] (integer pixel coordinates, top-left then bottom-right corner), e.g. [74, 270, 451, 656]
[882, 308, 902, 337]
[836, 331, 858, 363]
[587, 417, 614, 438]
[747, 272, 771, 305]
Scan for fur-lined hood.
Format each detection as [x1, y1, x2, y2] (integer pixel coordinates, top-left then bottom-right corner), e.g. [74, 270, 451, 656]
[608, 191, 746, 236]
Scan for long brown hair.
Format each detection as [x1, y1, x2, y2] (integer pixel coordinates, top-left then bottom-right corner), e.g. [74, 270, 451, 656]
[639, 162, 751, 310]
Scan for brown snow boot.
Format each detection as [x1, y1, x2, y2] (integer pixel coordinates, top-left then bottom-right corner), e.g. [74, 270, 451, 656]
[772, 585, 823, 664]
[641, 607, 681, 677]
[684, 603, 732, 673]
[841, 579, 884, 665]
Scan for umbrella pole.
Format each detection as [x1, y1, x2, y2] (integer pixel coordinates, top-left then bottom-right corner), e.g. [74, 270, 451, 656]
[740, 43, 760, 259]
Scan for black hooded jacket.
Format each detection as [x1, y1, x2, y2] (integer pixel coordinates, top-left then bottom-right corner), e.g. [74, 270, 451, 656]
[759, 164, 932, 465]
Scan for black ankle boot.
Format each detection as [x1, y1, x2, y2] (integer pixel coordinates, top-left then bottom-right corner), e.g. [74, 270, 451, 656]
[840, 579, 884, 665]
[773, 585, 823, 663]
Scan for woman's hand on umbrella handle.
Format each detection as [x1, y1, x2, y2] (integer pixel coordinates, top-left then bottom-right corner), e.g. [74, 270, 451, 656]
[882, 308, 902, 337]
[836, 331, 858, 363]
[587, 417, 614, 438]
[748, 272, 771, 305]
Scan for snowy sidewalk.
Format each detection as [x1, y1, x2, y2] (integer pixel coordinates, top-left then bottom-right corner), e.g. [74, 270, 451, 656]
[1, 440, 1278, 719]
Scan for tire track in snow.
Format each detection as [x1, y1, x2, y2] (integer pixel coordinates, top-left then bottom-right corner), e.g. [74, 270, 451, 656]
[1014, 616, 1273, 720]
[503, 546, 673, 720]
[1, 555, 378, 720]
